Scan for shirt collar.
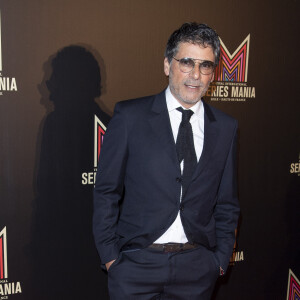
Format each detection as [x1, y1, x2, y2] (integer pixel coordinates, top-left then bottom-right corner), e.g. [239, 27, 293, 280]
[165, 86, 203, 118]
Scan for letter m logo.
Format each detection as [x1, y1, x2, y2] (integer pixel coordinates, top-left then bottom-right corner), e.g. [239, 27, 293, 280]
[215, 34, 250, 82]
[0, 227, 8, 279]
[94, 115, 107, 168]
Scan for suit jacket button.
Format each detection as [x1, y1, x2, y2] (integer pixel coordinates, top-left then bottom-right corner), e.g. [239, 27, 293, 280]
[179, 204, 184, 211]
[176, 177, 182, 183]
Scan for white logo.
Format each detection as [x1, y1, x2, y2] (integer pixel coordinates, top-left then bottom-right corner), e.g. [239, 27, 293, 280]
[0, 11, 2, 72]
[0, 227, 22, 298]
[0, 227, 8, 279]
[0, 10, 18, 96]
[290, 153, 300, 176]
[81, 115, 107, 185]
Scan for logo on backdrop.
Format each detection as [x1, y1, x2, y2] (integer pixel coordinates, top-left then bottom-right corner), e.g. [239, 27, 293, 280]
[206, 34, 255, 102]
[229, 248, 244, 266]
[0, 11, 18, 96]
[286, 269, 300, 300]
[81, 115, 106, 185]
[229, 229, 244, 266]
[290, 153, 300, 176]
[0, 227, 22, 298]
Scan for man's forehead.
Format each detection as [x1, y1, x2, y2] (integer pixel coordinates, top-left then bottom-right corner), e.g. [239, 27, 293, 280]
[177, 41, 213, 51]
[175, 42, 215, 59]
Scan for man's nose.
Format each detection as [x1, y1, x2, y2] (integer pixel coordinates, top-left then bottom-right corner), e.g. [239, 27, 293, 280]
[190, 63, 201, 80]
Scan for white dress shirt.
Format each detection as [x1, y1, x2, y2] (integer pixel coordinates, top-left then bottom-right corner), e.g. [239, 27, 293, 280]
[154, 87, 205, 244]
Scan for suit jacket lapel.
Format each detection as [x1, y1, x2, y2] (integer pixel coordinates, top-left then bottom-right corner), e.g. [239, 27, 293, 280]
[148, 91, 180, 171]
[192, 101, 219, 180]
[148, 93, 219, 181]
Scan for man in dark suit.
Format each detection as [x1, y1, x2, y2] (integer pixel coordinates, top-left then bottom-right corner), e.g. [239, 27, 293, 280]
[93, 22, 240, 299]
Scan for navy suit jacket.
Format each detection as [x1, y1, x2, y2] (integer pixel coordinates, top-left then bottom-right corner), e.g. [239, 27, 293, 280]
[93, 90, 240, 273]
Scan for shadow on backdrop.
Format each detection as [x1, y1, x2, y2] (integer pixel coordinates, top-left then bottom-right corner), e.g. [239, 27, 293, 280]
[30, 45, 110, 300]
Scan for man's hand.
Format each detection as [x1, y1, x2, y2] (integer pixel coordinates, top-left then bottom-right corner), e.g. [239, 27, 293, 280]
[105, 259, 116, 271]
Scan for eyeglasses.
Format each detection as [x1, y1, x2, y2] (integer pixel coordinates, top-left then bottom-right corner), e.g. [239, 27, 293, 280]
[172, 57, 216, 75]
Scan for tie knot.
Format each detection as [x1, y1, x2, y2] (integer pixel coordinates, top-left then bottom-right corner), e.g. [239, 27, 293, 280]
[177, 107, 194, 122]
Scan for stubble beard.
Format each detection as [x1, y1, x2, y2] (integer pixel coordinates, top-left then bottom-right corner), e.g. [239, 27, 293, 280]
[168, 68, 211, 106]
[169, 81, 209, 107]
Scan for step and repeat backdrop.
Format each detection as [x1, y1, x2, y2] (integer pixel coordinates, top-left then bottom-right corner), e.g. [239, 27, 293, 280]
[0, 1, 299, 299]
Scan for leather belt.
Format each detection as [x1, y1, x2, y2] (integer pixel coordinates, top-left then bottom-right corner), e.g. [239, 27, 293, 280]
[149, 243, 198, 253]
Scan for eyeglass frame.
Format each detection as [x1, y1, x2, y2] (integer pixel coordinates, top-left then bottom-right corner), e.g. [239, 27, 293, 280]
[172, 57, 217, 75]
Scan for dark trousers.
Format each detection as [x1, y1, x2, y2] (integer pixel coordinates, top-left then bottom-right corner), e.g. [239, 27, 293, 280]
[107, 245, 220, 300]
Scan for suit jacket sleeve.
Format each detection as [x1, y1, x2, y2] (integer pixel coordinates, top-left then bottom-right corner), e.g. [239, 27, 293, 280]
[93, 102, 128, 265]
[214, 120, 239, 273]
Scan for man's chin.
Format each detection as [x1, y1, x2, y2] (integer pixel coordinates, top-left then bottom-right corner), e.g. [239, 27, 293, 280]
[170, 89, 202, 107]
[181, 97, 202, 105]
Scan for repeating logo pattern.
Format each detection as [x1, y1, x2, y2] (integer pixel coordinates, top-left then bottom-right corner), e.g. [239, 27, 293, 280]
[206, 34, 255, 102]
[287, 269, 300, 300]
[290, 153, 300, 176]
[215, 35, 250, 82]
[0, 227, 8, 279]
[81, 115, 106, 185]
[229, 229, 244, 266]
[0, 11, 2, 72]
[94, 115, 107, 168]
[0, 10, 18, 96]
[0, 227, 22, 298]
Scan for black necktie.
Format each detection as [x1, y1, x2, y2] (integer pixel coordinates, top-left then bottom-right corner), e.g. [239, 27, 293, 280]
[176, 107, 197, 196]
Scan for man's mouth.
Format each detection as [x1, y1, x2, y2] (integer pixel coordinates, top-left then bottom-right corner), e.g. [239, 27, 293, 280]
[185, 84, 200, 89]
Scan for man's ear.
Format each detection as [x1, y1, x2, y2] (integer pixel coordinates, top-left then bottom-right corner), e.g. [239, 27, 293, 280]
[210, 72, 215, 82]
[164, 57, 170, 76]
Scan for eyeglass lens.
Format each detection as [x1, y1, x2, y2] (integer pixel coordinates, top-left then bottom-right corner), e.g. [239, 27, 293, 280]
[179, 58, 214, 75]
